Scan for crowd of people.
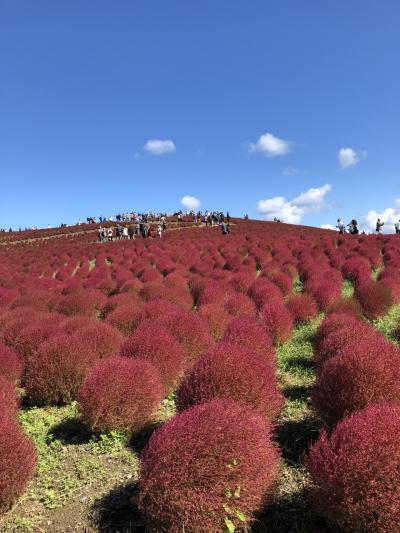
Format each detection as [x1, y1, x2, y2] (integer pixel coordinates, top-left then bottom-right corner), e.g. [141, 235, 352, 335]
[1, 210, 232, 234]
[96, 210, 233, 242]
[335, 217, 400, 235]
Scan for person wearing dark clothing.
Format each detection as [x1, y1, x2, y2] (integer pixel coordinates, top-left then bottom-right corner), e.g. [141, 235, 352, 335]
[376, 218, 384, 234]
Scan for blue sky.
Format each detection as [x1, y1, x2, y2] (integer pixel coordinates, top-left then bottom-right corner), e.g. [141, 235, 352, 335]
[1, 1, 399, 230]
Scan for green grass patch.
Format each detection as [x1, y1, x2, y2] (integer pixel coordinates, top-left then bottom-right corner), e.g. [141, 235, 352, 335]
[293, 276, 303, 293]
[373, 303, 400, 342]
[341, 279, 354, 298]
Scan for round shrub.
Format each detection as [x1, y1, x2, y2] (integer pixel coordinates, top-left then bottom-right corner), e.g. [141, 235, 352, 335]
[355, 280, 393, 319]
[198, 303, 230, 341]
[176, 342, 284, 420]
[0, 343, 22, 384]
[326, 296, 363, 317]
[286, 294, 319, 324]
[312, 281, 342, 311]
[222, 315, 276, 367]
[314, 312, 361, 355]
[24, 334, 97, 406]
[0, 376, 19, 417]
[315, 321, 380, 367]
[75, 322, 124, 359]
[158, 309, 213, 364]
[56, 290, 106, 318]
[267, 271, 293, 296]
[247, 277, 283, 310]
[13, 320, 61, 361]
[305, 403, 400, 532]
[224, 293, 256, 317]
[78, 357, 164, 433]
[105, 302, 143, 335]
[312, 337, 400, 427]
[120, 323, 185, 389]
[260, 301, 294, 345]
[62, 315, 94, 334]
[0, 415, 37, 515]
[138, 399, 280, 533]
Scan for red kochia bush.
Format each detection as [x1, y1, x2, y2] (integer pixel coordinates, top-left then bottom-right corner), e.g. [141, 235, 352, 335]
[247, 277, 283, 310]
[138, 399, 280, 533]
[176, 343, 284, 420]
[260, 301, 294, 345]
[0, 415, 37, 515]
[24, 334, 97, 406]
[74, 322, 124, 360]
[158, 310, 213, 364]
[286, 293, 319, 324]
[78, 357, 164, 433]
[0, 343, 22, 384]
[355, 280, 393, 319]
[0, 376, 19, 417]
[13, 321, 61, 361]
[224, 292, 256, 317]
[198, 303, 230, 341]
[315, 321, 380, 367]
[56, 290, 106, 318]
[312, 337, 400, 428]
[120, 323, 185, 389]
[222, 315, 276, 367]
[313, 312, 360, 355]
[105, 302, 143, 335]
[326, 296, 363, 317]
[305, 404, 400, 532]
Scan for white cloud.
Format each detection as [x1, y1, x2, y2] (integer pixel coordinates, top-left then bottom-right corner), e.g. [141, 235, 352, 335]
[282, 167, 299, 176]
[249, 132, 291, 157]
[321, 224, 335, 230]
[364, 200, 400, 233]
[143, 139, 176, 155]
[181, 195, 200, 211]
[256, 184, 332, 224]
[338, 147, 367, 169]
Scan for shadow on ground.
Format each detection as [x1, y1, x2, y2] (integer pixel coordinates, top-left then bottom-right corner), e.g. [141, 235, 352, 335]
[91, 481, 145, 533]
[275, 416, 321, 464]
[49, 416, 92, 445]
[253, 491, 336, 533]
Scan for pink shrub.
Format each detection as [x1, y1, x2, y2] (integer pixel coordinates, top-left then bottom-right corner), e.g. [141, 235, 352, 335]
[305, 404, 400, 532]
[24, 334, 97, 406]
[0, 415, 37, 515]
[176, 342, 284, 420]
[247, 277, 283, 310]
[78, 357, 164, 432]
[312, 337, 400, 427]
[355, 280, 393, 319]
[138, 400, 280, 533]
[260, 301, 294, 345]
[0, 343, 23, 384]
[222, 315, 276, 367]
[105, 302, 143, 335]
[158, 310, 213, 363]
[0, 376, 19, 417]
[286, 294, 319, 324]
[315, 322, 380, 367]
[198, 304, 230, 341]
[75, 322, 124, 359]
[120, 322, 185, 389]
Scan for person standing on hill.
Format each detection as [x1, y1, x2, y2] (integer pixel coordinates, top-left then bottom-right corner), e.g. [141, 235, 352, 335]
[348, 219, 359, 235]
[376, 218, 384, 234]
[336, 218, 346, 234]
[395, 220, 400, 234]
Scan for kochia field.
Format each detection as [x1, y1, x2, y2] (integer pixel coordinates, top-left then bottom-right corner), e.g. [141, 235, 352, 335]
[1, 218, 400, 533]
